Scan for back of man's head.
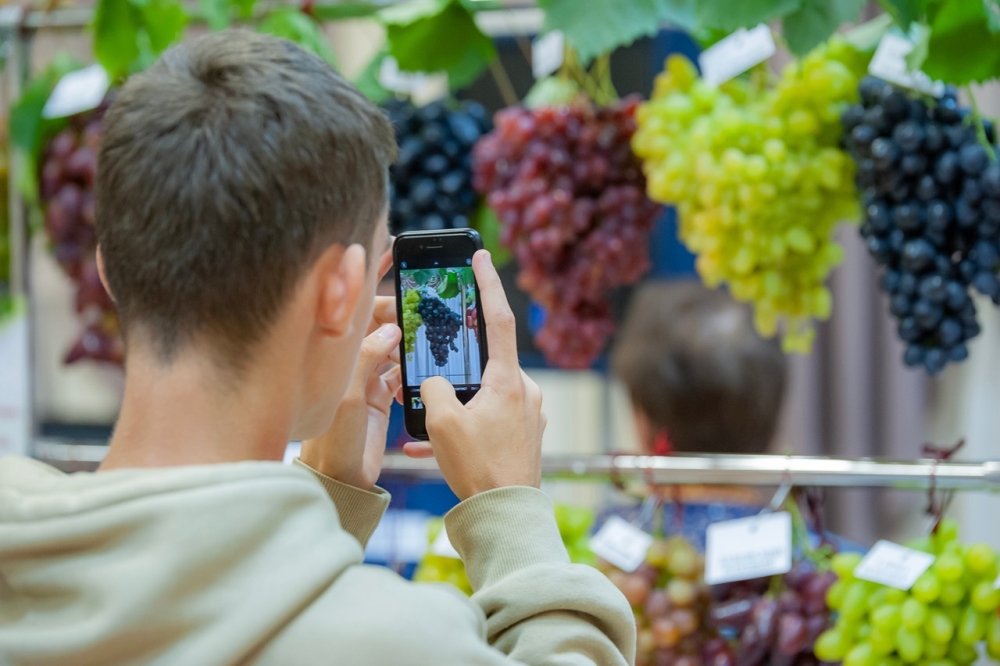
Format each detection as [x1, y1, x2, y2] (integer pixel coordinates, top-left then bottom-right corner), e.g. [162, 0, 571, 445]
[96, 30, 397, 368]
[612, 281, 787, 455]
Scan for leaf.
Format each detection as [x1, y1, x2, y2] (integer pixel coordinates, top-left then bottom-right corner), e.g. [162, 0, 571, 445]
[93, 0, 143, 79]
[311, 2, 383, 21]
[381, 0, 495, 89]
[536, 0, 665, 64]
[695, 0, 801, 32]
[137, 0, 188, 52]
[905, 21, 930, 71]
[259, 7, 338, 67]
[233, 0, 255, 19]
[472, 204, 510, 267]
[922, 0, 1000, 83]
[353, 49, 392, 104]
[437, 272, 460, 299]
[986, 0, 1000, 31]
[198, 0, 230, 30]
[657, 0, 699, 33]
[842, 12, 895, 51]
[524, 76, 580, 108]
[877, 0, 925, 26]
[781, 0, 866, 56]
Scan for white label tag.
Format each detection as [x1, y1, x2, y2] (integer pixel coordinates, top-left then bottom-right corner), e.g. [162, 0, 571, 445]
[698, 24, 776, 87]
[854, 540, 935, 590]
[704, 512, 792, 585]
[532, 30, 564, 79]
[430, 525, 461, 559]
[589, 516, 653, 573]
[42, 65, 110, 119]
[994, 570, 1000, 590]
[868, 33, 945, 98]
[379, 56, 429, 94]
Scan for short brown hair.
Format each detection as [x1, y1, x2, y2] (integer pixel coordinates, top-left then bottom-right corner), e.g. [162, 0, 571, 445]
[97, 30, 397, 366]
[612, 281, 787, 454]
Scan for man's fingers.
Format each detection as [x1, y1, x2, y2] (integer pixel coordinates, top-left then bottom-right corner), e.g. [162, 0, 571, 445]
[358, 324, 401, 378]
[471, 250, 519, 374]
[378, 244, 394, 281]
[420, 376, 460, 410]
[370, 297, 397, 333]
[402, 441, 435, 459]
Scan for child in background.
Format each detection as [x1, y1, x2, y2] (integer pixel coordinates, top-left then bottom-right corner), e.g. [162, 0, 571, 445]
[610, 280, 788, 545]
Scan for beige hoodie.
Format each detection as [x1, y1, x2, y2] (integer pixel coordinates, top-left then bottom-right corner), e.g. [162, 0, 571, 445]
[0, 456, 635, 665]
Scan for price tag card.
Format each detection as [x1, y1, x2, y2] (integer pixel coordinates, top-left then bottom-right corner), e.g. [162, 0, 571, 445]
[42, 65, 110, 119]
[532, 30, 565, 79]
[854, 540, 935, 590]
[704, 512, 792, 585]
[868, 33, 945, 98]
[589, 516, 653, 573]
[698, 24, 776, 87]
[430, 525, 461, 559]
[379, 56, 430, 94]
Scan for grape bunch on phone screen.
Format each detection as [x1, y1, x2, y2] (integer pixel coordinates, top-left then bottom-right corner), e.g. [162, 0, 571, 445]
[417, 296, 462, 366]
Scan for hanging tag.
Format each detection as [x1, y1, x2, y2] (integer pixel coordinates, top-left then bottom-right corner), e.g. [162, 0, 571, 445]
[589, 516, 654, 573]
[704, 512, 792, 585]
[868, 33, 945, 98]
[429, 525, 461, 559]
[379, 57, 430, 95]
[532, 30, 564, 79]
[698, 24, 775, 87]
[854, 540, 935, 590]
[42, 65, 110, 120]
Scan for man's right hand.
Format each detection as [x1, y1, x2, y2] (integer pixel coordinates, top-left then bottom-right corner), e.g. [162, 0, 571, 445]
[402, 250, 546, 501]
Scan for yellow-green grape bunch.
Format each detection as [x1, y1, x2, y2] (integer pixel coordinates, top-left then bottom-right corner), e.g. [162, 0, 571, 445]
[411, 518, 473, 594]
[632, 37, 867, 353]
[816, 519, 1000, 665]
[402, 289, 423, 356]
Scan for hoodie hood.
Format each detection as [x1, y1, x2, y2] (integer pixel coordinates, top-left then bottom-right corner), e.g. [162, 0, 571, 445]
[0, 457, 364, 665]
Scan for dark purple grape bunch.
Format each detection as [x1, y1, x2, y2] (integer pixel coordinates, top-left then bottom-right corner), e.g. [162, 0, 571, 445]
[383, 98, 491, 234]
[416, 295, 462, 366]
[709, 564, 836, 666]
[843, 77, 1000, 375]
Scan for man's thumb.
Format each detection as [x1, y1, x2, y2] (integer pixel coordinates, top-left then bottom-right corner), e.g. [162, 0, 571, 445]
[420, 376, 460, 412]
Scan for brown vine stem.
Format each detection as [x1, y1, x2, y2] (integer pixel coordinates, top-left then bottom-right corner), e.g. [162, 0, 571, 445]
[488, 57, 519, 107]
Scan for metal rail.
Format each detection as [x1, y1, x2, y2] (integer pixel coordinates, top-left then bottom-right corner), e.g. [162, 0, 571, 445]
[31, 439, 1000, 491]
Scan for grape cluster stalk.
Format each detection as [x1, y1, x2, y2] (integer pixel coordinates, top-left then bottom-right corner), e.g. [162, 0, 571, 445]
[416, 295, 462, 366]
[384, 99, 491, 234]
[844, 77, 1000, 374]
[473, 97, 662, 369]
[632, 38, 868, 353]
[39, 98, 123, 365]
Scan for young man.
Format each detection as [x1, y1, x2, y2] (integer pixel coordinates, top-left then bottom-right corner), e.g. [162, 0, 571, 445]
[0, 32, 634, 665]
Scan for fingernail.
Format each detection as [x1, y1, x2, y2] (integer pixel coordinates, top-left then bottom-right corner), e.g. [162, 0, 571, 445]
[378, 324, 398, 340]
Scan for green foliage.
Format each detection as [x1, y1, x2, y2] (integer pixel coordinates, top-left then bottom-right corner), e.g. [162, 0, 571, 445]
[472, 204, 510, 268]
[695, 0, 801, 32]
[380, 0, 495, 88]
[311, 2, 383, 21]
[922, 0, 1000, 83]
[259, 7, 338, 66]
[537, 0, 673, 64]
[877, 0, 927, 27]
[93, 0, 188, 79]
[353, 50, 392, 104]
[781, 0, 866, 55]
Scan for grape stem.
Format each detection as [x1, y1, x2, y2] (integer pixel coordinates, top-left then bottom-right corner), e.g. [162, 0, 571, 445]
[488, 57, 519, 107]
[560, 47, 617, 106]
[964, 85, 996, 161]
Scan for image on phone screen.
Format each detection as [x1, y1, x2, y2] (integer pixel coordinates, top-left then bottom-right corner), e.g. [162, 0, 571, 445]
[398, 261, 483, 411]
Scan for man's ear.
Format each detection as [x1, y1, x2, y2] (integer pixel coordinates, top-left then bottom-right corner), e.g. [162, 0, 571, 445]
[95, 245, 116, 303]
[316, 243, 367, 338]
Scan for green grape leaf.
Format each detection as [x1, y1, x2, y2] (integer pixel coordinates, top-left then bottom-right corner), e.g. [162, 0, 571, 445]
[198, 0, 230, 29]
[380, 0, 495, 89]
[842, 12, 895, 52]
[259, 7, 338, 67]
[922, 0, 1000, 84]
[537, 0, 665, 64]
[877, 0, 926, 26]
[233, 0, 256, 19]
[781, 0, 866, 56]
[657, 0, 699, 33]
[472, 204, 510, 268]
[437, 271, 460, 299]
[137, 0, 188, 52]
[904, 21, 930, 71]
[93, 0, 143, 79]
[986, 0, 1000, 31]
[524, 76, 580, 109]
[311, 2, 383, 21]
[695, 0, 801, 32]
[353, 49, 392, 104]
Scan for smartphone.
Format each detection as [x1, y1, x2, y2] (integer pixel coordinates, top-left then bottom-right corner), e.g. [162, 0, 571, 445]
[394, 229, 489, 440]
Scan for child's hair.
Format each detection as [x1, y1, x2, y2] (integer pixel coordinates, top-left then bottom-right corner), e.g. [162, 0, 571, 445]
[96, 30, 397, 367]
[612, 281, 787, 455]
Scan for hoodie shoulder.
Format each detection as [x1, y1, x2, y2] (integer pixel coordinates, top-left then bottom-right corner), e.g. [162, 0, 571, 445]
[0, 456, 65, 489]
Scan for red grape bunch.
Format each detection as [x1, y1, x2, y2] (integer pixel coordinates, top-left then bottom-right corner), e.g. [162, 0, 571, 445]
[39, 98, 123, 365]
[473, 98, 662, 369]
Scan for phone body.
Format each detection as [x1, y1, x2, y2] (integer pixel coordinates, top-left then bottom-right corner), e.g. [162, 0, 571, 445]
[393, 229, 488, 440]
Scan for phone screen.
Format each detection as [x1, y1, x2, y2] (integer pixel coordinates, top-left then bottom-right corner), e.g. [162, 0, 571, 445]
[394, 231, 486, 439]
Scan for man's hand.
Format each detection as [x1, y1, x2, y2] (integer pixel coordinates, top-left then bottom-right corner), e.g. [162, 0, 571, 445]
[300, 251, 402, 491]
[403, 250, 545, 501]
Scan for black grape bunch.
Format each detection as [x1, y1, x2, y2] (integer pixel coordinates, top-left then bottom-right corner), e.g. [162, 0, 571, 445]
[383, 99, 492, 234]
[843, 77, 1000, 375]
[416, 295, 463, 366]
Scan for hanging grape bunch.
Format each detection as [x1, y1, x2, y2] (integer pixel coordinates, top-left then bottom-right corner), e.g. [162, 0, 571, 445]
[38, 96, 123, 365]
[416, 295, 462, 366]
[473, 97, 662, 369]
[383, 99, 491, 234]
[402, 289, 423, 355]
[465, 304, 478, 342]
[843, 78, 1000, 375]
[632, 37, 868, 353]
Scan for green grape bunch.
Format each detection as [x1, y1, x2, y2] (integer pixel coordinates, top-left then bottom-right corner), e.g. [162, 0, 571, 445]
[816, 519, 1000, 665]
[632, 36, 869, 353]
[402, 289, 423, 356]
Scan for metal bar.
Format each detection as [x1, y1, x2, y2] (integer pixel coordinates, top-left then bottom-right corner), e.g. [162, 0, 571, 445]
[31, 439, 1000, 491]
